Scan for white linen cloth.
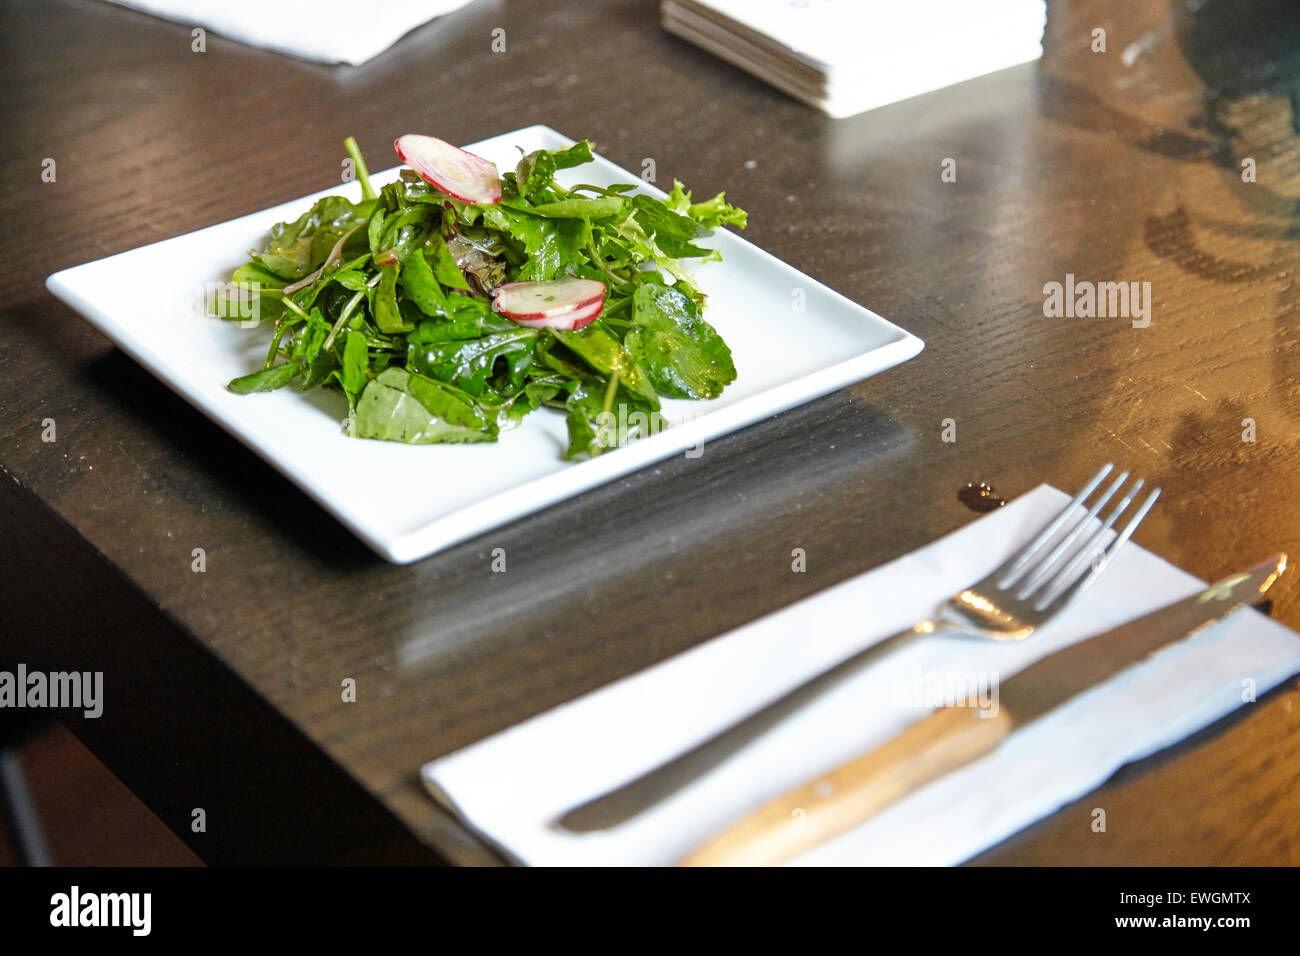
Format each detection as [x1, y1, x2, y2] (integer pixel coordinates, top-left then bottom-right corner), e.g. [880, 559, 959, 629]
[105, 0, 476, 65]
[422, 485, 1300, 865]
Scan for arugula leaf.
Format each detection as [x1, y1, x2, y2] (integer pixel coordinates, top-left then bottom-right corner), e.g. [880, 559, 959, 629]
[425, 233, 471, 290]
[230, 262, 287, 289]
[630, 195, 716, 260]
[624, 283, 735, 399]
[515, 150, 557, 200]
[516, 196, 627, 221]
[254, 196, 365, 280]
[228, 362, 301, 394]
[483, 206, 591, 281]
[548, 140, 595, 170]
[209, 262, 286, 323]
[551, 324, 660, 411]
[515, 140, 595, 199]
[665, 180, 748, 229]
[496, 378, 561, 428]
[521, 219, 591, 281]
[351, 368, 497, 444]
[482, 206, 590, 281]
[373, 264, 413, 334]
[406, 299, 517, 343]
[338, 330, 369, 412]
[366, 204, 388, 254]
[407, 328, 538, 396]
[563, 381, 609, 460]
[400, 245, 448, 316]
[376, 205, 435, 264]
[545, 323, 662, 459]
[289, 307, 329, 363]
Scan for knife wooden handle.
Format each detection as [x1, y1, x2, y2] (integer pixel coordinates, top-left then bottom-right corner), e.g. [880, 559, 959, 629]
[679, 706, 1014, 866]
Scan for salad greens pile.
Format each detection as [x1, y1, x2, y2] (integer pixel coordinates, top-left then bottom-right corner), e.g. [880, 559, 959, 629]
[212, 135, 747, 459]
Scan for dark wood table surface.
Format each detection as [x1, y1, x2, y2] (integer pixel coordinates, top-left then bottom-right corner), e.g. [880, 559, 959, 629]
[2, 0, 1298, 865]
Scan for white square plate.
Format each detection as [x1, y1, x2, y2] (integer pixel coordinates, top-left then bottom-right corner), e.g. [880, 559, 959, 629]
[46, 126, 923, 563]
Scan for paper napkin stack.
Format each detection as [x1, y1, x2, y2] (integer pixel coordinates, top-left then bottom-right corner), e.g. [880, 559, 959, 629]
[104, 0, 476, 65]
[661, 0, 1048, 118]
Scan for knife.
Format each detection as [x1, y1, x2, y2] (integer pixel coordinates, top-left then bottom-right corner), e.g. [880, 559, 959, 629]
[678, 554, 1287, 866]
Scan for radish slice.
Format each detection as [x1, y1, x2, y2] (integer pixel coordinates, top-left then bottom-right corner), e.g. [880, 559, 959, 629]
[492, 277, 606, 319]
[506, 298, 604, 331]
[394, 134, 502, 205]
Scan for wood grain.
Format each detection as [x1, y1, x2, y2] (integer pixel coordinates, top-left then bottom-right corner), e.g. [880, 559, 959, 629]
[0, 0, 1297, 864]
[681, 707, 1015, 866]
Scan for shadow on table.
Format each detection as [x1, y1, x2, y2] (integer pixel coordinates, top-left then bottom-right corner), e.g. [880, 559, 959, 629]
[391, 386, 915, 674]
[79, 347, 379, 571]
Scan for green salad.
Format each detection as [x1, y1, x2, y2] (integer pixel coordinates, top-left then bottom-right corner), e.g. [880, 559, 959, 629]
[212, 133, 746, 459]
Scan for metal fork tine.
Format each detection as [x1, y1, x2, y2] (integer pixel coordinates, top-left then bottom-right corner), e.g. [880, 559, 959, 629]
[1029, 477, 1144, 605]
[992, 463, 1114, 588]
[1013, 468, 1129, 599]
[1035, 484, 1161, 612]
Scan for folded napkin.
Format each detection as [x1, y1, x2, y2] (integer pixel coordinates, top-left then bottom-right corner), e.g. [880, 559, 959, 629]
[662, 0, 1047, 119]
[422, 485, 1300, 865]
[105, 0, 476, 65]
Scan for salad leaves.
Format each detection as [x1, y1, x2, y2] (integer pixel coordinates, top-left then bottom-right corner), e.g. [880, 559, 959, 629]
[213, 134, 747, 459]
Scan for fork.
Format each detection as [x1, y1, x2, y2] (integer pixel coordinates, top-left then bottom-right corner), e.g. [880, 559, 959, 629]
[555, 463, 1161, 832]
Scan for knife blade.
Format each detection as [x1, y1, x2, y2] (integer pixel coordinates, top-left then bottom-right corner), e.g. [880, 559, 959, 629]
[678, 554, 1287, 866]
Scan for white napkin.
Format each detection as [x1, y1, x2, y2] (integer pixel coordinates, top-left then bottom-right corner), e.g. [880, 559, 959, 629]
[662, 0, 1047, 119]
[422, 485, 1300, 865]
[105, 0, 476, 65]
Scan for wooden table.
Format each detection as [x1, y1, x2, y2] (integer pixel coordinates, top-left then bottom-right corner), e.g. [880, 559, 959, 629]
[2, 0, 1298, 865]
